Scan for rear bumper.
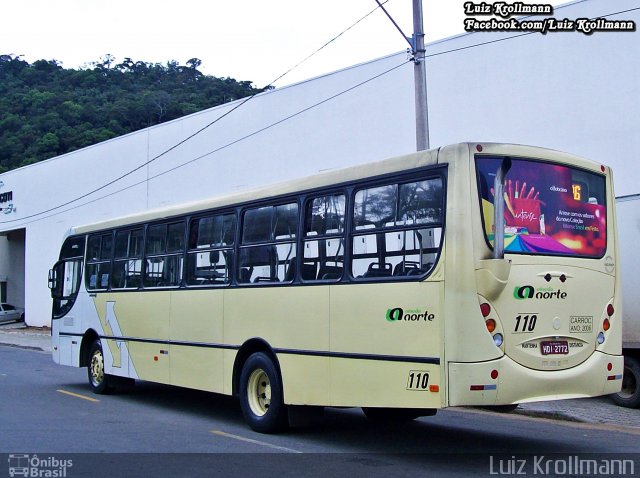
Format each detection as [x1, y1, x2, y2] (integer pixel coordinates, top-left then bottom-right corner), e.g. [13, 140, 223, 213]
[448, 351, 623, 406]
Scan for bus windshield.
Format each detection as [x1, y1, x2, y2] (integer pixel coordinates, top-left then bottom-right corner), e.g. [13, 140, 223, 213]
[476, 155, 607, 258]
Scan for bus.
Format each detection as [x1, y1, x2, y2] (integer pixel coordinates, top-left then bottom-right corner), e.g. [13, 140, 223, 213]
[49, 143, 623, 432]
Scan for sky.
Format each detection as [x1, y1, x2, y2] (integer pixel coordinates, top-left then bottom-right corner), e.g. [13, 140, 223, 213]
[1, 0, 566, 88]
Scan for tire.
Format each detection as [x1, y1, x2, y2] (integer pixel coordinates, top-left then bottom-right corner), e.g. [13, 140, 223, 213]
[362, 407, 436, 423]
[87, 339, 114, 394]
[17, 313, 24, 323]
[611, 356, 640, 408]
[239, 352, 288, 433]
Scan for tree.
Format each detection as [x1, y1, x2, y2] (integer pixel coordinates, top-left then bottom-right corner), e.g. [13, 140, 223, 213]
[0, 55, 265, 171]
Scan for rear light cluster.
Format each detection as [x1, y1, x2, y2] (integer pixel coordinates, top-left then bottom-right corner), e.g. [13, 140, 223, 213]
[479, 299, 504, 349]
[471, 297, 503, 392]
[598, 302, 615, 345]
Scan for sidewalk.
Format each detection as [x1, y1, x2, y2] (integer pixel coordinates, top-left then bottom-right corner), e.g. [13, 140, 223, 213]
[515, 396, 640, 429]
[0, 322, 52, 352]
[1, 323, 638, 429]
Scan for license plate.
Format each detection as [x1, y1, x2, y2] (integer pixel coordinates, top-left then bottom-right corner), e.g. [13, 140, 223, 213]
[541, 340, 569, 355]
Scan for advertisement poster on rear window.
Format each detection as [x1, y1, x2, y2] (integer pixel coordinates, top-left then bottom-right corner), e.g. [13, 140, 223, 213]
[476, 156, 607, 258]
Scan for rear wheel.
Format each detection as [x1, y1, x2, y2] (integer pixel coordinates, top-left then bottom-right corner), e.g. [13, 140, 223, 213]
[87, 339, 114, 394]
[611, 356, 640, 408]
[239, 352, 288, 433]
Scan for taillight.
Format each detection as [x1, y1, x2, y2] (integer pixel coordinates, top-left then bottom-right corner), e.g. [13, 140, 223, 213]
[480, 303, 491, 317]
[478, 297, 503, 350]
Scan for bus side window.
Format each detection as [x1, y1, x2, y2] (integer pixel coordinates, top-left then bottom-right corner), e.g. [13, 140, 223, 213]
[186, 214, 236, 286]
[302, 193, 345, 282]
[144, 221, 185, 288]
[86, 232, 113, 291]
[351, 177, 443, 280]
[112, 229, 143, 290]
[240, 203, 298, 284]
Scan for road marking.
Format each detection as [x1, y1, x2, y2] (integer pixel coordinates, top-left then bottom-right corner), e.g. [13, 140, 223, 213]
[211, 430, 302, 453]
[57, 389, 100, 403]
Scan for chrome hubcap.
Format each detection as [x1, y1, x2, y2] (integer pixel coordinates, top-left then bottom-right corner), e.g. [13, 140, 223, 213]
[90, 349, 104, 386]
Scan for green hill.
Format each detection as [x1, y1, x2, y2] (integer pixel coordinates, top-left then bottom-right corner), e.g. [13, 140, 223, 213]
[0, 54, 264, 173]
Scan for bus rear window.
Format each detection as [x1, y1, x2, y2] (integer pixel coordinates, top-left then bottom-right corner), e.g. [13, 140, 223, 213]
[476, 156, 607, 258]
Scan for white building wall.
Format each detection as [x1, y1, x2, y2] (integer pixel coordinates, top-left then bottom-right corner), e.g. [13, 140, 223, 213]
[0, 0, 637, 327]
[0, 53, 416, 326]
[425, 0, 639, 196]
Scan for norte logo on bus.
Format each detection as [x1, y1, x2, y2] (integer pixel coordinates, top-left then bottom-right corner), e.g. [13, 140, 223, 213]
[513, 285, 567, 300]
[386, 307, 435, 322]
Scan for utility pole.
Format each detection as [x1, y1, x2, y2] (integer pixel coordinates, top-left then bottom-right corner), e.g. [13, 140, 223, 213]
[375, 0, 430, 151]
[412, 0, 430, 151]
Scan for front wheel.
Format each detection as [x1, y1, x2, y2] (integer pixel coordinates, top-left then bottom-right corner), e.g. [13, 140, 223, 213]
[87, 339, 114, 394]
[239, 352, 288, 433]
[611, 356, 640, 408]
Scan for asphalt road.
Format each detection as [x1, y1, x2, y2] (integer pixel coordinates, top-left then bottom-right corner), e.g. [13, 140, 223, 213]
[1, 345, 639, 477]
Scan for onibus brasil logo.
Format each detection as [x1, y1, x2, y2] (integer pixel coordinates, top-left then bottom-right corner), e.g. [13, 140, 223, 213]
[386, 307, 435, 322]
[514, 285, 567, 300]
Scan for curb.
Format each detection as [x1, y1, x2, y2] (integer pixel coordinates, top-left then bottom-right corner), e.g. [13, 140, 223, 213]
[0, 326, 52, 352]
[513, 408, 584, 423]
[0, 341, 47, 352]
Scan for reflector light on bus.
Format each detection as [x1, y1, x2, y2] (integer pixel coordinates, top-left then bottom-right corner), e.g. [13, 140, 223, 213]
[603, 318, 610, 331]
[490, 370, 499, 380]
[480, 303, 491, 317]
[607, 362, 613, 371]
[597, 332, 605, 344]
[486, 319, 496, 333]
[470, 384, 497, 391]
[607, 304, 614, 317]
[607, 375, 622, 381]
[493, 333, 503, 347]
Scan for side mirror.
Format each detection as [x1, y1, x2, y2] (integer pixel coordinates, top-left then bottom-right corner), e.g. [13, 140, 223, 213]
[48, 268, 57, 290]
[49, 261, 64, 299]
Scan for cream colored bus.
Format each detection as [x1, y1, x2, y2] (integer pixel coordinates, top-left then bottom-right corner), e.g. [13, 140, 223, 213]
[49, 143, 623, 432]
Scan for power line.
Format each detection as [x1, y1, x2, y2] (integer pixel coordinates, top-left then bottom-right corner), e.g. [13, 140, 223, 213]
[426, 6, 640, 58]
[4, 4, 637, 226]
[267, 0, 391, 88]
[0, 1, 392, 225]
[19, 59, 412, 226]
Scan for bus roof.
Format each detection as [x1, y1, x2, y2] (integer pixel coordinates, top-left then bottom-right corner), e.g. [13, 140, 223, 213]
[71, 142, 604, 235]
[72, 147, 439, 234]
